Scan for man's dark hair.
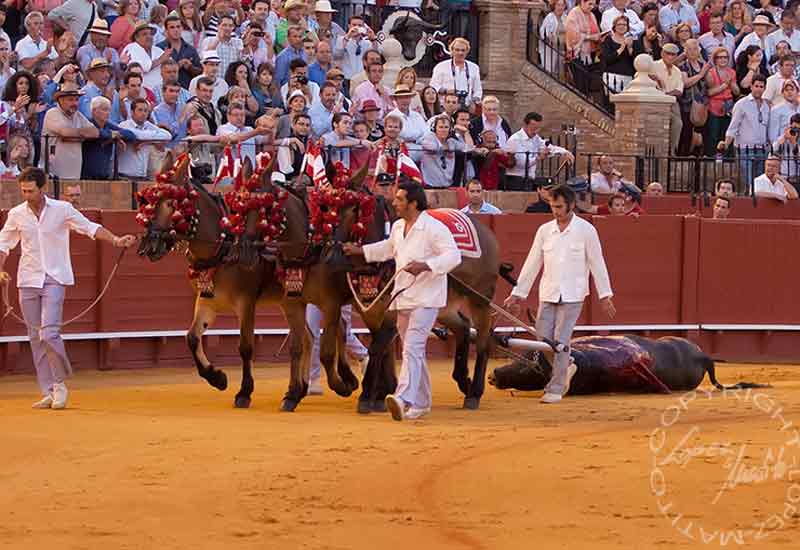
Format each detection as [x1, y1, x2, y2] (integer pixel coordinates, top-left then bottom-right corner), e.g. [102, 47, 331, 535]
[332, 111, 351, 126]
[123, 71, 143, 85]
[251, 0, 269, 7]
[19, 166, 46, 189]
[293, 113, 311, 124]
[289, 58, 308, 72]
[349, 14, 365, 25]
[130, 97, 149, 112]
[466, 179, 482, 191]
[453, 107, 471, 121]
[320, 80, 338, 94]
[197, 76, 215, 89]
[715, 178, 735, 193]
[228, 101, 245, 114]
[752, 73, 768, 86]
[791, 113, 800, 125]
[398, 180, 428, 211]
[524, 112, 543, 125]
[640, 2, 658, 14]
[780, 54, 797, 65]
[219, 14, 236, 26]
[362, 48, 385, 64]
[549, 183, 576, 205]
[162, 78, 181, 91]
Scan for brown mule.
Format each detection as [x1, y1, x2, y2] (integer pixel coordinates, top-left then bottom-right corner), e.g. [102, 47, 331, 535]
[137, 152, 339, 411]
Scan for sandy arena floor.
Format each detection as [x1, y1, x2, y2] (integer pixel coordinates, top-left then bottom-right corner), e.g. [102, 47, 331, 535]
[1, 360, 800, 550]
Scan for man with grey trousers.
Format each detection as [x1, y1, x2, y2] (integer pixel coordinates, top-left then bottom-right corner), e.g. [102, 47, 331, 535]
[504, 184, 616, 404]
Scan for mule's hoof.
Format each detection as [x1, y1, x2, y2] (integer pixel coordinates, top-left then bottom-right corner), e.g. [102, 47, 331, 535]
[207, 370, 228, 391]
[280, 398, 298, 412]
[356, 400, 372, 415]
[234, 395, 251, 409]
[371, 400, 387, 413]
[463, 397, 480, 410]
[331, 383, 354, 398]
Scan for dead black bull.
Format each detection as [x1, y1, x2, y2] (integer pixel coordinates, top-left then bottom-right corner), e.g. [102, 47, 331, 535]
[488, 335, 769, 394]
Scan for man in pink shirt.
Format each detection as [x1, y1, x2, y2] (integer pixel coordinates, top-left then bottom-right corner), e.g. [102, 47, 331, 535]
[0, 168, 136, 410]
[352, 61, 393, 120]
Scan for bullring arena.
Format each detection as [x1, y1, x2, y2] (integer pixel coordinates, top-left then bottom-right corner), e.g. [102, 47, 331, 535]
[2, 197, 800, 549]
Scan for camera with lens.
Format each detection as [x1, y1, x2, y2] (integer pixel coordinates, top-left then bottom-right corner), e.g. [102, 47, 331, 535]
[294, 75, 308, 85]
[191, 163, 213, 185]
[455, 89, 468, 105]
[376, 173, 395, 185]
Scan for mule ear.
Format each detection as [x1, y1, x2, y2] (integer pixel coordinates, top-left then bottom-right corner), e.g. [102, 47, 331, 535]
[159, 150, 175, 176]
[173, 152, 191, 184]
[241, 157, 253, 181]
[350, 162, 369, 190]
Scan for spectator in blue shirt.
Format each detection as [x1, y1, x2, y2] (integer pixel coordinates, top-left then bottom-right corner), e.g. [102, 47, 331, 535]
[79, 58, 115, 120]
[308, 40, 333, 88]
[153, 79, 188, 143]
[460, 179, 502, 214]
[274, 25, 307, 86]
[81, 96, 136, 180]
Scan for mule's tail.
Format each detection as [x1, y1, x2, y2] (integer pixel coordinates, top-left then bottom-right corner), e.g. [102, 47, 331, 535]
[499, 263, 517, 286]
[704, 358, 771, 390]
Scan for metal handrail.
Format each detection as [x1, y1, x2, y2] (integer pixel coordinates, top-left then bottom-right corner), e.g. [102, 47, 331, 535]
[527, 9, 616, 117]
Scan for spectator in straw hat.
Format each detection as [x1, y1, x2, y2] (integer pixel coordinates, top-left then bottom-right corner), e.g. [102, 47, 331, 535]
[325, 67, 352, 112]
[122, 20, 172, 92]
[388, 84, 428, 144]
[78, 57, 115, 119]
[77, 19, 121, 83]
[42, 83, 100, 179]
[734, 14, 776, 60]
[312, 0, 344, 44]
[189, 50, 229, 103]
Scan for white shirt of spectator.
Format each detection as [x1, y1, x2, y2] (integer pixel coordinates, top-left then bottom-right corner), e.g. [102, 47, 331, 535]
[764, 73, 796, 108]
[118, 119, 172, 177]
[429, 59, 483, 108]
[698, 31, 735, 61]
[362, 211, 461, 310]
[280, 81, 321, 108]
[511, 214, 613, 303]
[734, 31, 770, 63]
[481, 114, 509, 147]
[14, 34, 57, 63]
[768, 101, 800, 143]
[590, 171, 624, 194]
[753, 173, 789, 199]
[216, 122, 262, 166]
[388, 107, 428, 145]
[189, 75, 229, 104]
[0, 196, 101, 288]
[122, 41, 165, 93]
[600, 7, 645, 38]
[505, 128, 568, 179]
[766, 28, 800, 60]
[334, 35, 377, 79]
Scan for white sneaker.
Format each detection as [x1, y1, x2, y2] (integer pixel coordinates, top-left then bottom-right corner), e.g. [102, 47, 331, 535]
[541, 392, 562, 404]
[32, 394, 53, 409]
[51, 383, 68, 409]
[385, 394, 405, 421]
[405, 407, 431, 420]
[307, 380, 324, 396]
[563, 362, 578, 396]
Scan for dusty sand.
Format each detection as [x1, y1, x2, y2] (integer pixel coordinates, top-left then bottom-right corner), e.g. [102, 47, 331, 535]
[1, 360, 800, 550]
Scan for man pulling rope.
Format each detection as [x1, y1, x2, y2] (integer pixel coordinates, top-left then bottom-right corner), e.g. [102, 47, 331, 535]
[0, 168, 136, 410]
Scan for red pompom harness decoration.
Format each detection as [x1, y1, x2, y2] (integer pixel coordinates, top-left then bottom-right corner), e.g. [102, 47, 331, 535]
[135, 156, 200, 238]
[308, 162, 376, 245]
[218, 152, 289, 241]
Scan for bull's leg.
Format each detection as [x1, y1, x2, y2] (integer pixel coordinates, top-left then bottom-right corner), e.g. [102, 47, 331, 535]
[438, 300, 472, 396]
[233, 298, 257, 409]
[187, 295, 227, 391]
[463, 301, 493, 410]
[280, 300, 311, 412]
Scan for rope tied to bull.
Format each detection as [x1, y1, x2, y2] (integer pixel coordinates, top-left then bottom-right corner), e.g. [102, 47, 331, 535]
[1, 248, 128, 332]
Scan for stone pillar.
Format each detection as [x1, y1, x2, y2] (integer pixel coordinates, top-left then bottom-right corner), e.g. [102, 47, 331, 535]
[610, 55, 675, 184]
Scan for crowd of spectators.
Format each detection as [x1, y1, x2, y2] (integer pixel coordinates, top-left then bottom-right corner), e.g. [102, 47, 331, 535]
[0, 0, 589, 198]
[537, 0, 800, 201]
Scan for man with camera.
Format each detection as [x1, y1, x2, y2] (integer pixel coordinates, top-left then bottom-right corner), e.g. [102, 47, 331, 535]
[773, 112, 800, 191]
[335, 15, 380, 85]
[430, 37, 483, 113]
[504, 112, 574, 192]
[281, 58, 320, 108]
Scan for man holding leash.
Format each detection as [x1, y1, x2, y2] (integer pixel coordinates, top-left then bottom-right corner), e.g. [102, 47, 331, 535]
[0, 168, 136, 410]
[343, 180, 461, 421]
[504, 184, 616, 404]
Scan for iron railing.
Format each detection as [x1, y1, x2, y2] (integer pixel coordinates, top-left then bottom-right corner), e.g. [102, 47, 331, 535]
[527, 9, 616, 117]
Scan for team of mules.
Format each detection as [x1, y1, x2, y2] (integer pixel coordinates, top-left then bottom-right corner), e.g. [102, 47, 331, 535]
[136, 152, 757, 412]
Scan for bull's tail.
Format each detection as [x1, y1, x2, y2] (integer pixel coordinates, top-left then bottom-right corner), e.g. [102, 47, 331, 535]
[704, 358, 771, 390]
[499, 263, 516, 286]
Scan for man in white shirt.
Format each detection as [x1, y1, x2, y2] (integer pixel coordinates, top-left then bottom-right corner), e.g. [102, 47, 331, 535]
[387, 85, 428, 145]
[200, 14, 243, 78]
[504, 111, 573, 191]
[734, 15, 775, 61]
[764, 55, 798, 108]
[122, 21, 171, 93]
[590, 155, 625, 194]
[15, 11, 58, 71]
[343, 181, 461, 421]
[429, 37, 483, 112]
[767, 11, 800, 61]
[118, 98, 172, 178]
[658, 0, 700, 37]
[698, 13, 735, 61]
[0, 167, 136, 410]
[189, 50, 229, 104]
[600, 0, 645, 38]
[334, 14, 380, 80]
[753, 156, 800, 202]
[216, 102, 269, 165]
[504, 184, 616, 404]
